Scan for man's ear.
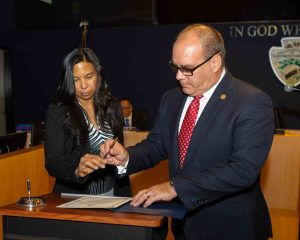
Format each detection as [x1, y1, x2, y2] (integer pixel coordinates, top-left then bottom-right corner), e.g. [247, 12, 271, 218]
[211, 54, 222, 73]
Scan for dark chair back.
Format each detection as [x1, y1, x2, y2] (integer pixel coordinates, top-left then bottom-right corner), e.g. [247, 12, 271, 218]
[0, 132, 27, 154]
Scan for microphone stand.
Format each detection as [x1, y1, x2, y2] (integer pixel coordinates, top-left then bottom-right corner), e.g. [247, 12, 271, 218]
[17, 179, 46, 209]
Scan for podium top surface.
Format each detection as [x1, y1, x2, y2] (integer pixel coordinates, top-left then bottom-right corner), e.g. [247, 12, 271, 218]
[0, 193, 165, 228]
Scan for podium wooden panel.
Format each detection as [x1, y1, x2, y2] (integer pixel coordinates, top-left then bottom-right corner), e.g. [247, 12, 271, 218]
[0, 194, 166, 240]
[1, 132, 299, 240]
[261, 132, 300, 240]
[0, 145, 55, 206]
[261, 133, 300, 210]
[0, 145, 55, 240]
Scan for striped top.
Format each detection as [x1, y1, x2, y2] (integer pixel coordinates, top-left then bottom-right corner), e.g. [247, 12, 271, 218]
[82, 110, 115, 195]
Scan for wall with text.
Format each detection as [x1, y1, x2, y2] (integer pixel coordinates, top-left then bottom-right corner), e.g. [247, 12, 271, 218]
[0, 20, 299, 130]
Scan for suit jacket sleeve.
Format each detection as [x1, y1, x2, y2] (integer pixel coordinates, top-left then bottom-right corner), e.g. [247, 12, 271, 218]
[128, 76, 274, 211]
[44, 103, 86, 184]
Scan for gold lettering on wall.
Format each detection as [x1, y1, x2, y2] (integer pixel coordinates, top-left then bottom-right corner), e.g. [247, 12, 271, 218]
[230, 26, 244, 37]
[230, 24, 300, 38]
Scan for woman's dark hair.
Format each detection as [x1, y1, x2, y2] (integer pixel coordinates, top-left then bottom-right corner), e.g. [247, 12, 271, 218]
[55, 47, 123, 146]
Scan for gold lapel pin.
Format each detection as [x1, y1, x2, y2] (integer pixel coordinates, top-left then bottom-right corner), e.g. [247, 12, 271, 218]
[220, 94, 227, 100]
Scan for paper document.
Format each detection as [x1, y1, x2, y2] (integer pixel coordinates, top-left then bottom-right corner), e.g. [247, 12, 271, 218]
[57, 196, 132, 209]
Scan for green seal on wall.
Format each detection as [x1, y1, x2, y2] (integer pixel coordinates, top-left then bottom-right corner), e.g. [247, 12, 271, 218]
[269, 37, 300, 88]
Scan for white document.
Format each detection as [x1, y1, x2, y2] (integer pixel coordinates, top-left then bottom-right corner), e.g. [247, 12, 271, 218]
[57, 195, 132, 209]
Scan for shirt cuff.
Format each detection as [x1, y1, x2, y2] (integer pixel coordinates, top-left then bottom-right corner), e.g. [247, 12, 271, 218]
[117, 159, 129, 174]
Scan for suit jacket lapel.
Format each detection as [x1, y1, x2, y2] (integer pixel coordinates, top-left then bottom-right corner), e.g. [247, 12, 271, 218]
[180, 72, 234, 170]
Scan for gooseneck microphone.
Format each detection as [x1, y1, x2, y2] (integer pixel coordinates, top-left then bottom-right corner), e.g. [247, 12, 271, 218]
[284, 85, 300, 93]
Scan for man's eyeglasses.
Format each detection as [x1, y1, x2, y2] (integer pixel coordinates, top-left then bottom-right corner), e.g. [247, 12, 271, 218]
[168, 51, 220, 76]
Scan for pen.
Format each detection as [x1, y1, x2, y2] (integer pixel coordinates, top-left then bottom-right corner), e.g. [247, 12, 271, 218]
[27, 179, 31, 199]
[103, 137, 118, 159]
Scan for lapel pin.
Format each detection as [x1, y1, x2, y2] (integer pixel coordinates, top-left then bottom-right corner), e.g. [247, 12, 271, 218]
[220, 94, 227, 100]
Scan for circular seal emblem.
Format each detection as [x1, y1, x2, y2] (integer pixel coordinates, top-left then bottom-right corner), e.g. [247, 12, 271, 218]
[269, 37, 300, 88]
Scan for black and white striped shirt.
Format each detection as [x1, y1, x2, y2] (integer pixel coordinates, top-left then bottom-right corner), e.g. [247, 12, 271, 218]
[82, 112, 115, 195]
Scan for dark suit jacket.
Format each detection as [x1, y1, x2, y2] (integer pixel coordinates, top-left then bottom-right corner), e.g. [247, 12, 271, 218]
[44, 103, 131, 197]
[126, 72, 274, 240]
[131, 111, 148, 131]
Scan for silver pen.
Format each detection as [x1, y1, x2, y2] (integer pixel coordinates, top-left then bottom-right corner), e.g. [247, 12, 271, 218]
[27, 179, 31, 199]
[103, 137, 118, 159]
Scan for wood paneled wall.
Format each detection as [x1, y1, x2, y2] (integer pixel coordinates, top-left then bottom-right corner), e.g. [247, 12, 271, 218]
[0, 145, 55, 240]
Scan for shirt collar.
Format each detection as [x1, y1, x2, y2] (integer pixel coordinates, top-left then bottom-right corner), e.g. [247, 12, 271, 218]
[126, 113, 133, 121]
[202, 68, 226, 100]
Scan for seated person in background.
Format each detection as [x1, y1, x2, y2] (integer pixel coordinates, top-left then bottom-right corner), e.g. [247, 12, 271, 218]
[44, 47, 131, 197]
[120, 98, 148, 131]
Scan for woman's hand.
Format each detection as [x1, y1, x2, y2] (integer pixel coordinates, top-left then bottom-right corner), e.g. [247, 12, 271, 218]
[75, 154, 107, 177]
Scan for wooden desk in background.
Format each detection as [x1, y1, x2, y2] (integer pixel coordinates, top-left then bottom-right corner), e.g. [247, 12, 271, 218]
[261, 131, 300, 240]
[122, 130, 169, 195]
[0, 193, 166, 240]
[123, 130, 149, 147]
[261, 132, 300, 211]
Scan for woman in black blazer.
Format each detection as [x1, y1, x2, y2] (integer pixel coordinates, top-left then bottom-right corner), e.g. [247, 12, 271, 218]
[44, 47, 131, 196]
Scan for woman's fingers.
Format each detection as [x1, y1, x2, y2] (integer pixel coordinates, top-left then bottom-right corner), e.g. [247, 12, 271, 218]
[77, 154, 108, 177]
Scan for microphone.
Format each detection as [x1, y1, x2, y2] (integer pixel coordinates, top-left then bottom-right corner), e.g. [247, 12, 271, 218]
[284, 85, 300, 93]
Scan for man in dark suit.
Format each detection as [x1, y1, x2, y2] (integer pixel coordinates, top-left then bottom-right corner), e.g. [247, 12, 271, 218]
[102, 24, 274, 240]
[120, 98, 148, 131]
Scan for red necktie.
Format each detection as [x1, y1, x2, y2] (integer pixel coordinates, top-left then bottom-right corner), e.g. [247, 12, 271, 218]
[178, 95, 202, 168]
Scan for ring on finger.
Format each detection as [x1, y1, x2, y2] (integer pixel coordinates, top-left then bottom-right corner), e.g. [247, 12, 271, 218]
[145, 192, 150, 199]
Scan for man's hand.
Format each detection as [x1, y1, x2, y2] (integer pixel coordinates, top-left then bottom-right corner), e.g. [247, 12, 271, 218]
[100, 139, 129, 167]
[131, 181, 178, 208]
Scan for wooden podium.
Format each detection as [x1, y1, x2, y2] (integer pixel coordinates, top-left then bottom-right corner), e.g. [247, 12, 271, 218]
[0, 193, 167, 240]
[261, 131, 300, 240]
[1, 132, 300, 240]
